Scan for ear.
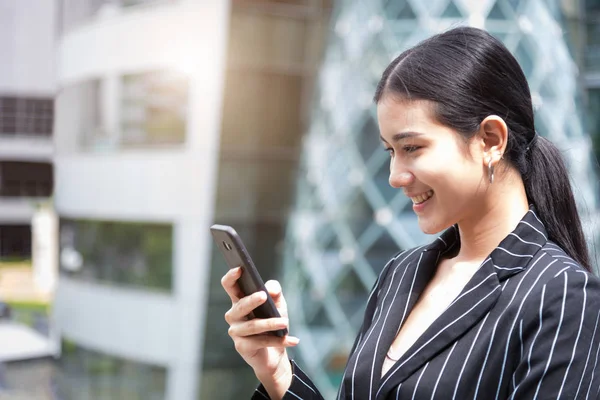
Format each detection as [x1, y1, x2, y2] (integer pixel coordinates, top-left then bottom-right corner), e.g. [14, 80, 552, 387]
[479, 115, 508, 166]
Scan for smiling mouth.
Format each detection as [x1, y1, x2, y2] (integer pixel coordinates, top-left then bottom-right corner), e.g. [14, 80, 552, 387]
[410, 190, 434, 205]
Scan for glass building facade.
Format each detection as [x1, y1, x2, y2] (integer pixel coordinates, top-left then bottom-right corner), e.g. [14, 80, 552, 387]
[282, 0, 600, 397]
[59, 218, 173, 290]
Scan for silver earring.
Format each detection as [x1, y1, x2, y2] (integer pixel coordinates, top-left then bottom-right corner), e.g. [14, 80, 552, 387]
[488, 160, 494, 184]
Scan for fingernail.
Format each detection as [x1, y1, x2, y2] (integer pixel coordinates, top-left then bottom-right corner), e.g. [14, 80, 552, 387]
[288, 336, 300, 345]
[257, 291, 267, 301]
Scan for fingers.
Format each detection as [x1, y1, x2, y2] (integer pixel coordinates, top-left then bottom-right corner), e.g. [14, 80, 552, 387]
[225, 290, 267, 324]
[233, 334, 300, 355]
[228, 317, 289, 337]
[221, 267, 245, 302]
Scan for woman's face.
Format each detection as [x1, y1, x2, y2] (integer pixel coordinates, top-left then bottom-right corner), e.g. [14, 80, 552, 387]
[376, 97, 487, 234]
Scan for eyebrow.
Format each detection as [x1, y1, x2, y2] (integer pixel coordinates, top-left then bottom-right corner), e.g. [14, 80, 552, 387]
[379, 131, 424, 144]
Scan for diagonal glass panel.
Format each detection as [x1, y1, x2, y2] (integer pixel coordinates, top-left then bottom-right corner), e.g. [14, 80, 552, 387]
[487, 1, 511, 20]
[364, 229, 400, 276]
[374, 156, 396, 203]
[356, 113, 381, 163]
[343, 190, 374, 240]
[306, 305, 335, 329]
[334, 268, 369, 320]
[506, 0, 521, 12]
[515, 37, 535, 77]
[384, 0, 417, 20]
[396, 2, 417, 20]
[441, 1, 464, 18]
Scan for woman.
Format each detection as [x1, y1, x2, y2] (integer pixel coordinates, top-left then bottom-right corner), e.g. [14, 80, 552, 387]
[221, 27, 600, 399]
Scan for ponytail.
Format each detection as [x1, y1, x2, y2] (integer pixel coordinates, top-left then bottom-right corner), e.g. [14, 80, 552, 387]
[524, 136, 591, 272]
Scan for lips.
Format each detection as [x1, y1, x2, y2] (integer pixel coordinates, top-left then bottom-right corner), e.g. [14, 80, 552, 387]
[410, 190, 434, 205]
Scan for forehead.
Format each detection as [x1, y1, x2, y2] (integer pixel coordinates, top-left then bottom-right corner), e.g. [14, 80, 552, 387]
[376, 97, 437, 128]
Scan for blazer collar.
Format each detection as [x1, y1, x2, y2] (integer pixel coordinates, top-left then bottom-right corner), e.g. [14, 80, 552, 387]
[423, 206, 547, 281]
[375, 207, 548, 399]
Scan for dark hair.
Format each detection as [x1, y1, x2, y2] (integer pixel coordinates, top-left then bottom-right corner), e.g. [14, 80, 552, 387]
[374, 26, 592, 272]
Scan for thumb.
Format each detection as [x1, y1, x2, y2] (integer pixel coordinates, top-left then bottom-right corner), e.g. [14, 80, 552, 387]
[264, 280, 287, 313]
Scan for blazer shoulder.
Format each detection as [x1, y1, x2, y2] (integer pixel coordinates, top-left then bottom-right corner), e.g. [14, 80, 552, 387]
[526, 241, 600, 293]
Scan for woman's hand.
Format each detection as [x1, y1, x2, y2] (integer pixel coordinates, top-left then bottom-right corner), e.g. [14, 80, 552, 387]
[221, 267, 300, 399]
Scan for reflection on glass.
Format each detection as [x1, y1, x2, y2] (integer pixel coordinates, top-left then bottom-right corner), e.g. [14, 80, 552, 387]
[586, 20, 600, 70]
[587, 89, 600, 163]
[121, 71, 188, 147]
[59, 218, 173, 291]
[65, 71, 188, 151]
[55, 339, 166, 400]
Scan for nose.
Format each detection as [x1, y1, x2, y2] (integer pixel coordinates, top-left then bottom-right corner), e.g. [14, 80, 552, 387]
[389, 167, 414, 189]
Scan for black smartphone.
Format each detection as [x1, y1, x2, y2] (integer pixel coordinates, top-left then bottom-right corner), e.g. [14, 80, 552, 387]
[210, 224, 288, 337]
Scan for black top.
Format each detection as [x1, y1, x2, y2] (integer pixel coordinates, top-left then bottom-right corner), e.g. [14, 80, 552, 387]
[252, 208, 600, 399]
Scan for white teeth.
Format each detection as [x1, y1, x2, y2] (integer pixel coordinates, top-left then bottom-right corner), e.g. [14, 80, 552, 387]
[411, 190, 434, 204]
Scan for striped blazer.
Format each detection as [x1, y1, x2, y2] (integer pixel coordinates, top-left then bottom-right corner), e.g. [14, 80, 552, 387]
[252, 209, 600, 399]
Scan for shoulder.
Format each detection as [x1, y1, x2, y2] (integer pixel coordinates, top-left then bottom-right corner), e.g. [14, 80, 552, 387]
[519, 241, 600, 318]
[527, 241, 599, 283]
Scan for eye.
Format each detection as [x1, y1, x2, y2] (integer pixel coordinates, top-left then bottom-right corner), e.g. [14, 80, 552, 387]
[402, 145, 421, 153]
[384, 147, 394, 157]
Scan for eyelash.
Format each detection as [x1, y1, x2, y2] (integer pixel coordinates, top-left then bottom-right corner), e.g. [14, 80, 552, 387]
[384, 146, 421, 156]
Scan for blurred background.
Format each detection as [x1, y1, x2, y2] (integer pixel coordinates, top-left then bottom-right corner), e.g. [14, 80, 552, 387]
[1, 0, 600, 398]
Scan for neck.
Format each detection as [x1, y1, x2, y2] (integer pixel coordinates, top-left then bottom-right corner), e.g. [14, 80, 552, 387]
[455, 175, 529, 263]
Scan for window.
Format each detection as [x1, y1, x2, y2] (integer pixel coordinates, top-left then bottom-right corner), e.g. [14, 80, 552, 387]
[59, 219, 173, 291]
[0, 96, 53, 137]
[56, 339, 166, 400]
[0, 162, 53, 198]
[61, 71, 188, 151]
[0, 225, 31, 260]
[121, 71, 188, 147]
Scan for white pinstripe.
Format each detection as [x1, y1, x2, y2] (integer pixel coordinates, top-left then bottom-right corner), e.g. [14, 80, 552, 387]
[431, 341, 458, 400]
[349, 246, 422, 400]
[369, 252, 425, 399]
[377, 284, 501, 397]
[293, 373, 316, 394]
[411, 362, 430, 400]
[480, 256, 555, 400]
[452, 312, 492, 400]
[532, 273, 568, 399]
[585, 326, 600, 399]
[395, 383, 402, 400]
[508, 232, 543, 247]
[508, 284, 548, 399]
[574, 310, 600, 399]
[519, 220, 547, 239]
[340, 250, 404, 400]
[496, 246, 534, 258]
[557, 271, 588, 399]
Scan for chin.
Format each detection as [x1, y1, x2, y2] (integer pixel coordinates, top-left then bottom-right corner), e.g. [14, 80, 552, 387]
[417, 218, 447, 235]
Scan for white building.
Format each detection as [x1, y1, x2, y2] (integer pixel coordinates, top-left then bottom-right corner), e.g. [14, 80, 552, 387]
[51, 0, 330, 398]
[0, 0, 55, 260]
[52, 1, 229, 399]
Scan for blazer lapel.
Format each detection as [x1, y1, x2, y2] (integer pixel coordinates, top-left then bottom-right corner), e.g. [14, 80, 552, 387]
[376, 258, 502, 399]
[375, 207, 546, 399]
[343, 246, 440, 400]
